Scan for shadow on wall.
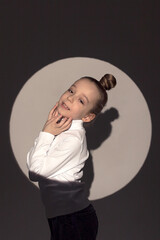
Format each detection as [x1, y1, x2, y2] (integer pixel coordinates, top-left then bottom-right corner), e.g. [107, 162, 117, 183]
[82, 107, 119, 198]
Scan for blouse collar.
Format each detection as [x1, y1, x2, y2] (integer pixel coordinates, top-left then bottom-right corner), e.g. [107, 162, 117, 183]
[69, 119, 84, 130]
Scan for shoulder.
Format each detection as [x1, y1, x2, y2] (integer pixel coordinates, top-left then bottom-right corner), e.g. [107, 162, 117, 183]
[53, 133, 81, 156]
[61, 128, 85, 143]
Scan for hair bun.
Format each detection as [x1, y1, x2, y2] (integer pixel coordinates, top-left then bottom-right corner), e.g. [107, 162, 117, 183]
[99, 74, 117, 91]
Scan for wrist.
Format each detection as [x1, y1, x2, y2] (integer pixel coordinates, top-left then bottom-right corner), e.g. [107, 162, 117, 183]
[40, 130, 56, 138]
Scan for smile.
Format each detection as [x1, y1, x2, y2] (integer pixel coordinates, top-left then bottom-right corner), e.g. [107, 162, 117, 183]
[61, 102, 70, 110]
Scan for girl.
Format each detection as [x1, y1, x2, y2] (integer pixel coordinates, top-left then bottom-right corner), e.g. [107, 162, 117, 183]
[27, 73, 117, 240]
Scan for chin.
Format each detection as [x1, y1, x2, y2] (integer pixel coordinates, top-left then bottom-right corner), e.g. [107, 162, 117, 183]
[57, 105, 71, 118]
[59, 110, 71, 118]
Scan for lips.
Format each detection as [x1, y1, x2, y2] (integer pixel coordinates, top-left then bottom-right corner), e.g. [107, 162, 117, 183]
[61, 102, 70, 110]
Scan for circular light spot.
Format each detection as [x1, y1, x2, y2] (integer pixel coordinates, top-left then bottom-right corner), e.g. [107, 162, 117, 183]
[9, 57, 152, 200]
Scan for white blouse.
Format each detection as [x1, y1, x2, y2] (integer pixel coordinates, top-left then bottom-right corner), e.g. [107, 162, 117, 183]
[27, 119, 89, 182]
[26, 120, 90, 218]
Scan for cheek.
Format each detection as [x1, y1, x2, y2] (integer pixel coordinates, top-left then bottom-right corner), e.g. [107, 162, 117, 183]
[58, 93, 65, 101]
[88, 100, 97, 112]
[59, 90, 69, 99]
[75, 107, 88, 118]
[82, 104, 93, 113]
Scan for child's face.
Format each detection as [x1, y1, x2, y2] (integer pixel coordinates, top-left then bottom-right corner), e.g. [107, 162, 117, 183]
[56, 78, 100, 122]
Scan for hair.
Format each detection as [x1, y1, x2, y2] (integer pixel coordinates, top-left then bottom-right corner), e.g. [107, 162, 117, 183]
[80, 74, 117, 115]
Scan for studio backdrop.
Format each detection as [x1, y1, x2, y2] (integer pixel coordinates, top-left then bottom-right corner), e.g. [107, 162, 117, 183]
[1, 1, 159, 240]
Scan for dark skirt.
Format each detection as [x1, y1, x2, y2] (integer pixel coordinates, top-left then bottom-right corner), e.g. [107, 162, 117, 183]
[48, 204, 99, 240]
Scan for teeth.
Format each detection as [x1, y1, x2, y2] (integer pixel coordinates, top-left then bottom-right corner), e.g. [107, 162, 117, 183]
[63, 103, 70, 110]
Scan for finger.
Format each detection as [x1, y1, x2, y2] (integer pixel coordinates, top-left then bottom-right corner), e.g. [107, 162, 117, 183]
[48, 107, 57, 119]
[62, 121, 72, 131]
[53, 104, 60, 118]
[43, 118, 53, 127]
[61, 117, 72, 128]
[57, 117, 68, 126]
[48, 102, 58, 120]
[55, 114, 63, 124]
[54, 109, 59, 117]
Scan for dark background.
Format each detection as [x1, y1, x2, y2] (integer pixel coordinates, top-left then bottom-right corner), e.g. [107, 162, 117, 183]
[1, 1, 159, 239]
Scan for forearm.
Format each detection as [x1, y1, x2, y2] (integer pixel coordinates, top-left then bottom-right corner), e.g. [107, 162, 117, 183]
[27, 131, 55, 175]
[27, 131, 81, 179]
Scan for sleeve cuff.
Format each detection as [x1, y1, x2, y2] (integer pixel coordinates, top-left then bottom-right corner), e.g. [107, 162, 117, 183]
[38, 131, 56, 143]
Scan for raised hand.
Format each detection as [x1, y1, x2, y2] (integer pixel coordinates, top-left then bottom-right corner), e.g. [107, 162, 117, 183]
[42, 103, 72, 136]
[47, 102, 59, 120]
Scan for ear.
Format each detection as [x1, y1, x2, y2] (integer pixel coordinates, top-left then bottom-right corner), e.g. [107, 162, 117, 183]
[82, 113, 96, 122]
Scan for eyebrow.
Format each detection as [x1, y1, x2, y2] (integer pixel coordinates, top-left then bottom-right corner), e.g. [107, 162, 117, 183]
[71, 84, 89, 103]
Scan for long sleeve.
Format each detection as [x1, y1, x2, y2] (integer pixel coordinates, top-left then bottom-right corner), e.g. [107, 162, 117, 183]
[27, 131, 82, 180]
[26, 120, 90, 218]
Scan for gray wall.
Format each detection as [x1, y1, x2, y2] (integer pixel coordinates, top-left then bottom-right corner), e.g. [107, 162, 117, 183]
[1, 1, 159, 239]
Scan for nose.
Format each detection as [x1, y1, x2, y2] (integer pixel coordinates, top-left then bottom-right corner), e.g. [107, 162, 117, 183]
[67, 95, 74, 102]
